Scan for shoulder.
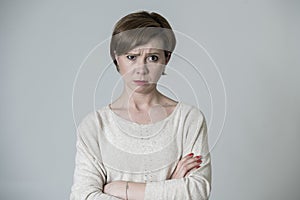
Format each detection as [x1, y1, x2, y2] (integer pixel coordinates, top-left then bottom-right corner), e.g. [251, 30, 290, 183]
[76, 105, 110, 137]
[179, 102, 206, 123]
[179, 103, 208, 147]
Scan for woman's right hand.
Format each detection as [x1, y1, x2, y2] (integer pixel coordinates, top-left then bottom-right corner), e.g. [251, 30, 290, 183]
[170, 153, 202, 179]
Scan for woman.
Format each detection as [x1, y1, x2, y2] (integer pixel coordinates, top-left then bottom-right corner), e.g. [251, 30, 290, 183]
[70, 11, 211, 200]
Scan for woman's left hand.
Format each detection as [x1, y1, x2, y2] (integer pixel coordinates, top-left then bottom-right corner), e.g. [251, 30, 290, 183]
[170, 153, 202, 179]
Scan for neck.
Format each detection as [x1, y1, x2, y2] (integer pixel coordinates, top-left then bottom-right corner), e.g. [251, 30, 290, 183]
[119, 87, 162, 111]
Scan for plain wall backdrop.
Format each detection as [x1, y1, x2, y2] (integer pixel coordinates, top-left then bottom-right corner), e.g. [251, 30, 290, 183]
[1, 0, 299, 199]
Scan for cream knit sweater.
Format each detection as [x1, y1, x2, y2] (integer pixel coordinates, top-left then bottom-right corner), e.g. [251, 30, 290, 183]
[70, 102, 211, 200]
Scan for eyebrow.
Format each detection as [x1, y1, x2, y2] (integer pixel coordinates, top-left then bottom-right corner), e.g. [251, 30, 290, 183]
[125, 52, 161, 55]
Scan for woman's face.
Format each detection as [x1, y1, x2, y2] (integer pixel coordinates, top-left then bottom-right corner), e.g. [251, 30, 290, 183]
[115, 38, 168, 94]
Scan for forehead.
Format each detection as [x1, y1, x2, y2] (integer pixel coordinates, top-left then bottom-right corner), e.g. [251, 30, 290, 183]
[129, 38, 165, 53]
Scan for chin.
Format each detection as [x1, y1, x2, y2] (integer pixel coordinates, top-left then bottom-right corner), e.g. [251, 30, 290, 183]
[129, 84, 156, 93]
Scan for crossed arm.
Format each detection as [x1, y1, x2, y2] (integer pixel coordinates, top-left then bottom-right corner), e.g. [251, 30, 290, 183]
[70, 109, 211, 200]
[103, 153, 203, 200]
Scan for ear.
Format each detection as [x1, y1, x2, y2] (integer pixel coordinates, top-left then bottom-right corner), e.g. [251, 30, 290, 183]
[161, 63, 167, 75]
[165, 52, 171, 65]
[114, 50, 119, 65]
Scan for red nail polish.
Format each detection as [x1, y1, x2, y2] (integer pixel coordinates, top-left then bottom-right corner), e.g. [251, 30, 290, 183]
[188, 153, 194, 156]
[195, 156, 201, 159]
[196, 160, 201, 163]
[196, 166, 201, 168]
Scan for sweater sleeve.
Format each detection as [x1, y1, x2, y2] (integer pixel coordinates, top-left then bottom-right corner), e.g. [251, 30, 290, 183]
[144, 108, 212, 200]
[70, 112, 121, 200]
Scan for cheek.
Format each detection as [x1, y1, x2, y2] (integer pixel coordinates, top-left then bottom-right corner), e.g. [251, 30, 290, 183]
[149, 65, 164, 80]
[118, 59, 132, 74]
[120, 69, 134, 80]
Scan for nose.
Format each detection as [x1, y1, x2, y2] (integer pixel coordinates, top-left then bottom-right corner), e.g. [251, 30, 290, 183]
[135, 58, 149, 75]
[135, 65, 149, 75]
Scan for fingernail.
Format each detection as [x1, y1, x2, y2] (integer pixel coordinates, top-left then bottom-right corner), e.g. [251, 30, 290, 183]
[196, 160, 202, 163]
[195, 156, 201, 159]
[188, 153, 194, 156]
[196, 166, 201, 168]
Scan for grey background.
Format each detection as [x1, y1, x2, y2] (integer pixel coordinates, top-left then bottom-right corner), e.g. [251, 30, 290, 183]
[1, 0, 299, 199]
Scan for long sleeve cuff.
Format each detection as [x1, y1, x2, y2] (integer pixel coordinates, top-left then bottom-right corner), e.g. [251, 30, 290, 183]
[144, 178, 186, 200]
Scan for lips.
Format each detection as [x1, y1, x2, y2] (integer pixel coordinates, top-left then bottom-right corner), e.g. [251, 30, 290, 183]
[133, 80, 149, 85]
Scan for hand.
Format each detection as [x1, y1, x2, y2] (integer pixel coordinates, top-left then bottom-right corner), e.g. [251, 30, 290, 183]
[171, 153, 202, 179]
[103, 180, 126, 199]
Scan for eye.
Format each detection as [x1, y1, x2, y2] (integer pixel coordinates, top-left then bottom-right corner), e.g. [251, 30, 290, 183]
[126, 55, 136, 60]
[148, 55, 159, 62]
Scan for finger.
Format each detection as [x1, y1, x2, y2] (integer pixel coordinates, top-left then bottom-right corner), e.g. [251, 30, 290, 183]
[186, 156, 202, 176]
[179, 157, 202, 176]
[184, 159, 202, 177]
[185, 165, 201, 177]
[177, 153, 198, 168]
[172, 154, 202, 179]
[179, 155, 202, 168]
[179, 153, 194, 163]
[188, 156, 202, 165]
[177, 160, 201, 177]
[185, 160, 201, 171]
[185, 153, 195, 157]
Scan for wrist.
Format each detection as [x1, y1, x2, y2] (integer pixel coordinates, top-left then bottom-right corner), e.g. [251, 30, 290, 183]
[128, 182, 146, 200]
